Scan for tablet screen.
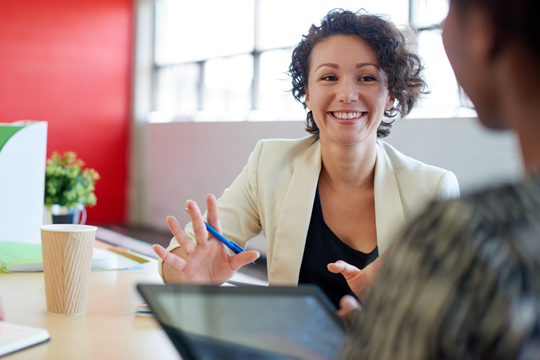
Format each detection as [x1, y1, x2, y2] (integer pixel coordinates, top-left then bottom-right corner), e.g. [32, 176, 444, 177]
[139, 285, 346, 360]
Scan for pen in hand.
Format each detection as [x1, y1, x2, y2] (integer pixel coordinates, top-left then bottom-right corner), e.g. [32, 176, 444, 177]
[185, 208, 255, 266]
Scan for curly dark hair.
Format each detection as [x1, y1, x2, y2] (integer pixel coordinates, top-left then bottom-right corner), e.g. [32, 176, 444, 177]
[289, 9, 427, 138]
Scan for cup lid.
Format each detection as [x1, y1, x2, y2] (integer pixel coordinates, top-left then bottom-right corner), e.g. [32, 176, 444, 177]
[40, 224, 98, 232]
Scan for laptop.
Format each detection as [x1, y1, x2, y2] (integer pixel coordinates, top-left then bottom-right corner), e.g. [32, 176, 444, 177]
[137, 284, 347, 360]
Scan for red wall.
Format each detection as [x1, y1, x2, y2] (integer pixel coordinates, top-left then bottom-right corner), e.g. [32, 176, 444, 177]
[0, 0, 133, 224]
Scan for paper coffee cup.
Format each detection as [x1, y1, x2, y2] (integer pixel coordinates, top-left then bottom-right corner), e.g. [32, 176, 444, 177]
[40, 224, 97, 315]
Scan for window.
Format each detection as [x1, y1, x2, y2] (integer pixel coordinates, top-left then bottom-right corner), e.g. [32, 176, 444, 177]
[150, 0, 471, 123]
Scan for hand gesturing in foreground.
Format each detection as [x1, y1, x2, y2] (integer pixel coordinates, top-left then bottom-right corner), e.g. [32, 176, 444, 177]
[154, 194, 259, 285]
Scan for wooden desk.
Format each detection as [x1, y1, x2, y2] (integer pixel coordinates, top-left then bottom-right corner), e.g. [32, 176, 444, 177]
[0, 250, 180, 359]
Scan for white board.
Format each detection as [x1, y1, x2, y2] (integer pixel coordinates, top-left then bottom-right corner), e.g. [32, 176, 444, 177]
[0, 121, 48, 243]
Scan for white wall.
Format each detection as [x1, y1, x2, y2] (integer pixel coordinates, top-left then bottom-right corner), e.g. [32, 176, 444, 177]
[129, 0, 155, 226]
[142, 117, 523, 253]
[386, 117, 523, 192]
[144, 121, 308, 233]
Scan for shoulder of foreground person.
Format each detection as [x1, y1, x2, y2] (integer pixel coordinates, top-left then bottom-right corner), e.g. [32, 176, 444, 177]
[340, 175, 540, 360]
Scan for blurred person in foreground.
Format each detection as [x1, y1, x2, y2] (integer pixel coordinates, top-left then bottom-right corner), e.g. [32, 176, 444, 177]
[341, 0, 540, 358]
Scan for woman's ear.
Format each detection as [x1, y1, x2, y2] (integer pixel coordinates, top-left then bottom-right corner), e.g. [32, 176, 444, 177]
[305, 89, 311, 110]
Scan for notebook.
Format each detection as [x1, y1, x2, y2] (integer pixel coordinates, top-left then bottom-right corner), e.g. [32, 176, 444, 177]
[133, 302, 154, 318]
[0, 321, 50, 357]
[137, 284, 346, 360]
[0, 242, 116, 272]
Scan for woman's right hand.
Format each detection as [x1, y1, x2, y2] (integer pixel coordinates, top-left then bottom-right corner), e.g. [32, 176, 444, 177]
[154, 194, 260, 285]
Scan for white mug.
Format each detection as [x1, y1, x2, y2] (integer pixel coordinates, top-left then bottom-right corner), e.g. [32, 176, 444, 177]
[44, 203, 87, 225]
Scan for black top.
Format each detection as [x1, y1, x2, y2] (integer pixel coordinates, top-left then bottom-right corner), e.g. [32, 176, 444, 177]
[298, 187, 379, 308]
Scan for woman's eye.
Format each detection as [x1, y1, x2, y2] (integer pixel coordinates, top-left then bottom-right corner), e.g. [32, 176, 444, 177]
[321, 75, 338, 81]
[360, 75, 376, 82]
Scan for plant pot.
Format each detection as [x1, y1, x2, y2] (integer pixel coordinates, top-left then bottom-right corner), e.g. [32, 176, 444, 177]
[44, 203, 87, 225]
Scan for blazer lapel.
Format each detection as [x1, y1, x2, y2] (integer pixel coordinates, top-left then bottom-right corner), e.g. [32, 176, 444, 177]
[269, 140, 321, 286]
[374, 141, 406, 254]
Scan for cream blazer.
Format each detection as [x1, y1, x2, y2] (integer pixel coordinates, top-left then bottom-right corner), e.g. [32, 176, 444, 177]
[162, 135, 460, 285]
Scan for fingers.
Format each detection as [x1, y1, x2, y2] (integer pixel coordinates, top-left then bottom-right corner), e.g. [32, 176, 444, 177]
[229, 250, 260, 272]
[186, 200, 209, 247]
[166, 216, 195, 254]
[327, 261, 346, 274]
[153, 244, 187, 271]
[336, 295, 361, 323]
[330, 260, 372, 299]
[206, 194, 222, 233]
[340, 294, 361, 312]
[327, 260, 361, 280]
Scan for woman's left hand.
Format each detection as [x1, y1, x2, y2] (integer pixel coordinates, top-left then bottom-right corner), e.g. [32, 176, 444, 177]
[327, 250, 387, 299]
[327, 261, 370, 299]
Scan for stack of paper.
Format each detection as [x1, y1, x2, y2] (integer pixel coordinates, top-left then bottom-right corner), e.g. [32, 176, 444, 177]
[134, 302, 153, 318]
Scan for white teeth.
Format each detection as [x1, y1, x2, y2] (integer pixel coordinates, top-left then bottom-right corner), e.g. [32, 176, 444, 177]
[333, 112, 363, 119]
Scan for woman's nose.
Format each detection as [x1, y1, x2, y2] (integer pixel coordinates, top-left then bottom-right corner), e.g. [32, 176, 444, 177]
[336, 79, 358, 103]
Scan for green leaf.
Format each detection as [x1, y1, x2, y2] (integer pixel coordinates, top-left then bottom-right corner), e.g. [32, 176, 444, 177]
[44, 151, 100, 208]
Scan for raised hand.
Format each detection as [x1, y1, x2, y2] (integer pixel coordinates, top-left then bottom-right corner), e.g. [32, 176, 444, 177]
[327, 251, 387, 300]
[154, 194, 259, 285]
[327, 261, 370, 299]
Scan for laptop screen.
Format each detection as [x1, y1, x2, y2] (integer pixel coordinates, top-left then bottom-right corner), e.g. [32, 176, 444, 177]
[138, 284, 346, 360]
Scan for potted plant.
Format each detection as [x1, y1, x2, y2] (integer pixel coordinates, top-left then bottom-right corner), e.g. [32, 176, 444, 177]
[44, 151, 100, 224]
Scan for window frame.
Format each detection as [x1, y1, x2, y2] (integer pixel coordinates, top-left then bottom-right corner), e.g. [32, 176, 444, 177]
[148, 0, 473, 123]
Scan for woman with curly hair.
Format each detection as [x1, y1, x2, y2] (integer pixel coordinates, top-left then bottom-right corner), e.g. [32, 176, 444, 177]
[154, 9, 460, 308]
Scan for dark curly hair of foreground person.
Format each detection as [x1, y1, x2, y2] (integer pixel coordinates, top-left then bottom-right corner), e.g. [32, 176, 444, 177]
[341, 172, 540, 360]
[289, 9, 427, 138]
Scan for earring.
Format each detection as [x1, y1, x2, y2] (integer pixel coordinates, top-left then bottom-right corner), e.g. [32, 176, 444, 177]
[306, 111, 313, 122]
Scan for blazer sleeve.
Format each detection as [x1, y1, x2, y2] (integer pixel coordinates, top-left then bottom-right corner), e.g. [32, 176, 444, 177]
[159, 140, 265, 280]
[436, 171, 460, 201]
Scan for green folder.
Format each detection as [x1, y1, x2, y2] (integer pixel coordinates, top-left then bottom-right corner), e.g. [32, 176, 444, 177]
[0, 242, 43, 273]
[0, 125, 24, 152]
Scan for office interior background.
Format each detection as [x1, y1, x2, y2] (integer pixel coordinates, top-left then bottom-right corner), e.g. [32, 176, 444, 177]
[0, 0, 522, 250]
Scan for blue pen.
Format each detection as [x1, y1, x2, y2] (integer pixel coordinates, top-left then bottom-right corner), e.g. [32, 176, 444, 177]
[185, 208, 255, 265]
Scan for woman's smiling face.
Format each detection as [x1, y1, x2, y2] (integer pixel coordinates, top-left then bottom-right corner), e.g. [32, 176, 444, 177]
[305, 35, 394, 146]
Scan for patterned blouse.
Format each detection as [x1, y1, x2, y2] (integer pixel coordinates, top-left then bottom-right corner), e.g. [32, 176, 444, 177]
[341, 172, 540, 360]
